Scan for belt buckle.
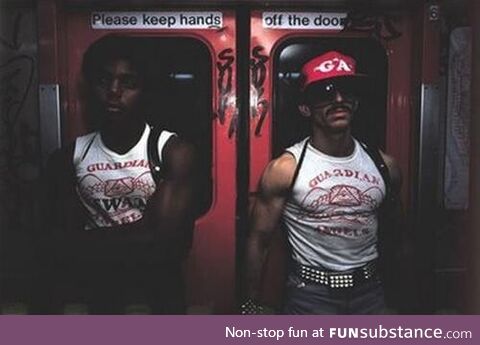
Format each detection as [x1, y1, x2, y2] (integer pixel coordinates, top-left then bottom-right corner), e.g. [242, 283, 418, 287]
[300, 266, 328, 284]
[328, 273, 354, 288]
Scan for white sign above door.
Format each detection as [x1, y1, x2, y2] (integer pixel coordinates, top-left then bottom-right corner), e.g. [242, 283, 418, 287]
[91, 12, 223, 30]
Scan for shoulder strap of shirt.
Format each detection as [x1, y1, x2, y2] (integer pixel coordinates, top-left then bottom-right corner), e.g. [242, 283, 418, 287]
[287, 139, 309, 194]
[358, 140, 392, 203]
[148, 125, 165, 184]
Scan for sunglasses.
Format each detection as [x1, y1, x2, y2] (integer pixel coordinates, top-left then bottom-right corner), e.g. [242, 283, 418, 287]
[305, 79, 361, 106]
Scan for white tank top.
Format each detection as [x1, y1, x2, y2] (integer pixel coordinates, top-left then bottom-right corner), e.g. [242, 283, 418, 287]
[283, 137, 386, 271]
[73, 124, 175, 230]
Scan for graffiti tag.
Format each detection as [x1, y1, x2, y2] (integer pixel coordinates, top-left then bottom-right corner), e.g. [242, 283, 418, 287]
[250, 46, 269, 136]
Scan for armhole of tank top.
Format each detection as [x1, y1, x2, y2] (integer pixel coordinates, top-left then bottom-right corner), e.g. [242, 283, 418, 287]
[287, 139, 309, 195]
[157, 130, 177, 164]
[358, 140, 391, 201]
[72, 139, 79, 166]
[74, 133, 97, 166]
[148, 128, 177, 185]
[68, 141, 77, 183]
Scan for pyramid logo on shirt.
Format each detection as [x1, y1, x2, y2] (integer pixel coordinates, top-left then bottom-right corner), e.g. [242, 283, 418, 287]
[328, 185, 361, 206]
[105, 177, 135, 197]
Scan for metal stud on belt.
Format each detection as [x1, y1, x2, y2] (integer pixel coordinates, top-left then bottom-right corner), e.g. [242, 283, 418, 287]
[297, 261, 377, 288]
[329, 274, 354, 288]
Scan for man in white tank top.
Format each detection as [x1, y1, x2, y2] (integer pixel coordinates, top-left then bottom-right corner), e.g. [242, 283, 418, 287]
[243, 51, 402, 314]
[41, 36, 196, 314]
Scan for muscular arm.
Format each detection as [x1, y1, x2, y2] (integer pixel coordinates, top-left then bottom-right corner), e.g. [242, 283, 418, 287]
[245, 154, 296, 301]
[379, 152, 415, 310]
[380, 152, 404, 231]
[381, 152, 402, 200]
[143, 137, 196, 262]
[382, 153, 414, 259]
[36, 144, 84, 312]
[42, 144, 84, 250]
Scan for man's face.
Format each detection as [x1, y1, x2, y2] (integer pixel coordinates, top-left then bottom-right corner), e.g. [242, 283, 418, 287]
[303, 79, 359, 133]
[92, 58, 144, 123]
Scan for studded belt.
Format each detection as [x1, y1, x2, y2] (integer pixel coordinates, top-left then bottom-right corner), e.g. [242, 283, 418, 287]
[296, 261, 378, 288]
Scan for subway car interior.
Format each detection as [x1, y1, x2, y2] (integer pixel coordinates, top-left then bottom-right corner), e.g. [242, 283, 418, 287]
[0, 0, 478, 314]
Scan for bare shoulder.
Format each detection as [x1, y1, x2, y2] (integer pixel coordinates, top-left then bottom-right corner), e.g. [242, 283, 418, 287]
[162, 136, 196, 178]
[380, 151, 402, 188]
[259, 152, 297, 197]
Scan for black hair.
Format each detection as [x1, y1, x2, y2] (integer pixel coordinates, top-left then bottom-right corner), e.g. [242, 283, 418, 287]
[82, 35, 148, 86]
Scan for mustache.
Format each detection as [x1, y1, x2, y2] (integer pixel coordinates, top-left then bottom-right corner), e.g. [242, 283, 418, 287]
[106, 103, 124, 109]
[325, 103, 353, 115]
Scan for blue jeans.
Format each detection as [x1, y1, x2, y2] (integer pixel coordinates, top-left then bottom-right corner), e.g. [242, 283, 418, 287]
[282, 271, 386, 315]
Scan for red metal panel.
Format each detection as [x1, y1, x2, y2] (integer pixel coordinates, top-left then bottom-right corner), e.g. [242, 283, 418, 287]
[384, 15, 415, 207]
[39, 3, 237, 313]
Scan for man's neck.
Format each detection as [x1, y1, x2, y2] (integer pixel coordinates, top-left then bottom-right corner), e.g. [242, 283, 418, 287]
[100, 120, 146, 154]
[309, 129, 355, 157]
